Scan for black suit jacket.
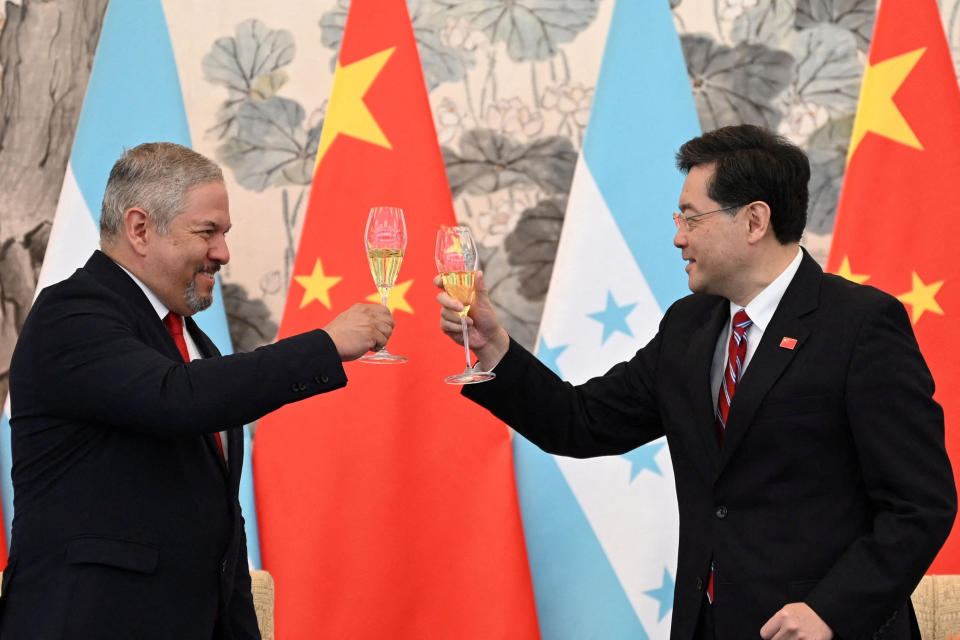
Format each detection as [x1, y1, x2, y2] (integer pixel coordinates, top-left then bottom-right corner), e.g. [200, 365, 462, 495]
[1, 250, 348, 639]
[466, 250, 956, 639]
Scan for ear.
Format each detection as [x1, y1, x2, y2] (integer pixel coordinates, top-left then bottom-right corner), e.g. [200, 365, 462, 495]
[124, 207, 151, 257]
[744, 201, 772, 245]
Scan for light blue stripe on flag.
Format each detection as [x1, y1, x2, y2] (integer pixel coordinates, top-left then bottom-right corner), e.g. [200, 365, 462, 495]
[582, 0, 701, 311]
[0, 0, 261, 567]
[69, 0, 190, 222]
[521, 0, 700, 637]
[0, 409, 10, 543]
[514, 437, 649, 639]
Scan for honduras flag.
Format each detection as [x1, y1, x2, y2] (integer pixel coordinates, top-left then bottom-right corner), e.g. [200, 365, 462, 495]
[0, 0, 262, 569]
[516, 0, 701, 636]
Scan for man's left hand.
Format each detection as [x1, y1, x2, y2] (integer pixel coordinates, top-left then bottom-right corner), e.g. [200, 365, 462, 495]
[760, 603, 833, 640]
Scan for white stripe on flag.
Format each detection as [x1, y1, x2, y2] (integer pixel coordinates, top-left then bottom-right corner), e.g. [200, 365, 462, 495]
[521, 0, 701, 636]
[538, 157, 662, 382]
[35, 164, 100, 291]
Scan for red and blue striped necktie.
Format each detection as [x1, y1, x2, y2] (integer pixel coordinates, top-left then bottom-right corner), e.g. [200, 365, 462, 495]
[715, 309, 752, 443]
[708, 308, 751, 605]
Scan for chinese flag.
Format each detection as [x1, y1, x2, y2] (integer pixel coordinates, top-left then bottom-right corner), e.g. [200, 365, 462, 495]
[252, 0, 539, 637]
[827, 0, 960, 571]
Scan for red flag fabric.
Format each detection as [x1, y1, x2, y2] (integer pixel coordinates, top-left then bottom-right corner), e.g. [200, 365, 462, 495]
[827, 0, 960, 572]
[252, 1, 540, 637]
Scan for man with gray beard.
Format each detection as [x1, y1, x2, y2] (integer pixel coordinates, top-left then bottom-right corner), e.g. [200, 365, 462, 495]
[0, 142, 394, 639]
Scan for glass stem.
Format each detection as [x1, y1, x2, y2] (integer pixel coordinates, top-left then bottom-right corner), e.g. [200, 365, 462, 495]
[461, 316, 472, 370]
[379, 291, 389, 352]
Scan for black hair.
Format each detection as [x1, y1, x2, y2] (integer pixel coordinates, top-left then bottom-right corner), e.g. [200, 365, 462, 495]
[676, 124, 809, 243]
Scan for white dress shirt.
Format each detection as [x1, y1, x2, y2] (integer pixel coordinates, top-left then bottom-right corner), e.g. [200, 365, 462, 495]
[709, 248, 803, 410]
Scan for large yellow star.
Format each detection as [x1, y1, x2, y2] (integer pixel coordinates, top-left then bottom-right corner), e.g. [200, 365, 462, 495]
[316, 47, 396, 166]
[848, 47, 926, 163]
[294, 258, 343, 310]
[366, 279, 414, 314]
[834, 256, 870, 285]
[897, 271, 944, 325]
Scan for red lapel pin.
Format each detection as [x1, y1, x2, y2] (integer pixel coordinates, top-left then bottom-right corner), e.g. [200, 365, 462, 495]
[780, 337, 798, 350]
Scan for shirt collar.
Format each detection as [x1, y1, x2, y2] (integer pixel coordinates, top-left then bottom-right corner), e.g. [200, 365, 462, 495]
[116, 263, 171, 321]
[730, 247, 803, 332]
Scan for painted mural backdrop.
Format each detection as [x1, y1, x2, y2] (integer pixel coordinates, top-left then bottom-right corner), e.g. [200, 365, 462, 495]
[2, 0, 960, 632]
[4, 0, 960, 384]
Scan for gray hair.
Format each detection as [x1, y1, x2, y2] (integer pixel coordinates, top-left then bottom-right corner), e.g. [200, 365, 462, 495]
[100, 142, 223, 242]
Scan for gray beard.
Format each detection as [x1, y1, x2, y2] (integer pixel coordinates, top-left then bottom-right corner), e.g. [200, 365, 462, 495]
[185, 278, 213, 313]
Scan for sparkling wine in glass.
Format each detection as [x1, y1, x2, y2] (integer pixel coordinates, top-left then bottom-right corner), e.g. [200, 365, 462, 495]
[360, 206, 407, 363]
[435, 225, 495, 384]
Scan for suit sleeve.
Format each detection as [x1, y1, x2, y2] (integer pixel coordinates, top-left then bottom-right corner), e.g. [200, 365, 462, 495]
[463, 323, 667, 457]
[13, 285, 348, 437]
[803, 295, 956, 638]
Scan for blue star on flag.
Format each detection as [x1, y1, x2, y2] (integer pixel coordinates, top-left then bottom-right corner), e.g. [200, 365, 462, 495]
[587, 291, 637, 344]
[536, 337, 568, 376]
[644, 567, 675, 621]
[621, 441, 665, 481]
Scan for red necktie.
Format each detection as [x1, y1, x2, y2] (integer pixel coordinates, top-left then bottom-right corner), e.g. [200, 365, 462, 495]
[707, 308, 752, 605]
[163, 312, 225, 461]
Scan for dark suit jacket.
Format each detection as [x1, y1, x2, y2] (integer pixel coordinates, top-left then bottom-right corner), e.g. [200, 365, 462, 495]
[466, 250, 956, 639]
[1, 250, 348, 639]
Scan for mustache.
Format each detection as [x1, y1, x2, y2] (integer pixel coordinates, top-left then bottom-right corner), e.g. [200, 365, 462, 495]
[195, 263, 221, 276]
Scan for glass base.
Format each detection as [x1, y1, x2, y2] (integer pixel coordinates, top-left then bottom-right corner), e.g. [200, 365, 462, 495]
[445, 368, 495, 385]
[358, 349, 407, 364]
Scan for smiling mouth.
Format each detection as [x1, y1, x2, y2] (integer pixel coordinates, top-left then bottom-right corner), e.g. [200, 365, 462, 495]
[196, 264, 220, 280]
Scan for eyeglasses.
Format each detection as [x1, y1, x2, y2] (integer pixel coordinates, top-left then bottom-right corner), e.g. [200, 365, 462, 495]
[672, 205, 743, 230]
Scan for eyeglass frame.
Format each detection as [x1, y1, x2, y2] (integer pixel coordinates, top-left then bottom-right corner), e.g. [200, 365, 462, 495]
[672, 204, 744, 230]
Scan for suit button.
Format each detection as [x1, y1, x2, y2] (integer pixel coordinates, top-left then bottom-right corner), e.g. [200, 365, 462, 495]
[715, 505, 728, 519]
[220, 559, 227, 573]
[696, 577, 704, 591]
[314, 375, 329, 385]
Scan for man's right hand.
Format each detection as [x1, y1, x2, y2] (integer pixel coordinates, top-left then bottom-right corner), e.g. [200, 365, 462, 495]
[324, 303, 395, 361]
[435, 271, 509, 370]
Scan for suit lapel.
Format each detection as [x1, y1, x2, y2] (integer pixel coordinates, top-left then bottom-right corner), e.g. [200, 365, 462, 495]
[718, 251, 821, 473]
[184, 315, 237, 480]
[86, 251, 238, 481]
[184, 315, 221, 359]
[84, 251, 184, 362]
[686, 298, 730, 474]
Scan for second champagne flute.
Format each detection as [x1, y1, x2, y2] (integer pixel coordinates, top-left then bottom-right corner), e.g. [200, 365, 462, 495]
[360, 206, 407, 363]
[435, 225, 495, 384]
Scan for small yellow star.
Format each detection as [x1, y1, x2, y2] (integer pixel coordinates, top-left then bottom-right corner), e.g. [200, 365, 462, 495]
[834, 256, 870, 285]
[897, 271, 945, 325]
[294, 258, 342, 310]
[316, 46, 396, 166]
[848, 47, 926, 163]
[366, 279, 414, 314]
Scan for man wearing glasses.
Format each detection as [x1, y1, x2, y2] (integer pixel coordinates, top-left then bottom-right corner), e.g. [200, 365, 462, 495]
[436, 124, 956, 639]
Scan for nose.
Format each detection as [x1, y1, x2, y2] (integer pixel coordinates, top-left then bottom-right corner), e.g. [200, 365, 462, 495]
[209, 234, 230, 266]
[673, 224, 687, 249]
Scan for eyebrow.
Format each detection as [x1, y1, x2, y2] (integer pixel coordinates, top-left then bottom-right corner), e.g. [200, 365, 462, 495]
[195, 220, 233, 233]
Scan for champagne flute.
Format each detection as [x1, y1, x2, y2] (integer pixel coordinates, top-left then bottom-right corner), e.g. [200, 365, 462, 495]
[435, 225, 495, 384]
[360, 206, 407, 363]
